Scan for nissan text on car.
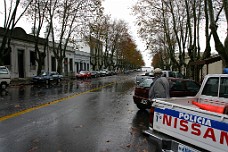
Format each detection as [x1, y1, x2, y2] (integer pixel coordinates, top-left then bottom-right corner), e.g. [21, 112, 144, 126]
[144, 74, 228, 152]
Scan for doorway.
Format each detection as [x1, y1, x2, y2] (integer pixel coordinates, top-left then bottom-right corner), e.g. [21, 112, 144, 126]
[18, 50, 24, 78]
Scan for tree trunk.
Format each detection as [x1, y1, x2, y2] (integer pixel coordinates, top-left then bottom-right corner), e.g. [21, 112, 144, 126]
[57, 58, 63, 74]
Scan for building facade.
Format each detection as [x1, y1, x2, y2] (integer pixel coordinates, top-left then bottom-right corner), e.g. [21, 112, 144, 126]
[0, 27, 91, 79]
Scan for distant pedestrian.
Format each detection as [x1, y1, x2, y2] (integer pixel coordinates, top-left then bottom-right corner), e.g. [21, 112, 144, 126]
[149, 68, 170, 99]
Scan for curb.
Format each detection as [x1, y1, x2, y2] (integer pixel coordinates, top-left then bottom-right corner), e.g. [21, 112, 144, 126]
[10, 77, 72, 86]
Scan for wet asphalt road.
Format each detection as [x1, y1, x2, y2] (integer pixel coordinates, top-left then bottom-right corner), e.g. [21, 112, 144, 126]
[0, 73, 157, 152]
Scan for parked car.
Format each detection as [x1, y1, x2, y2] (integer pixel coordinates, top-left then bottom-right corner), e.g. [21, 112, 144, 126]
[75, 71, 91, 79]
[91, 71, 99, 78]
[133, 77, 200, 110]
[0, 66, 11, 90]
[99, 70, 107, 77]
[124, 70, 130, 74]
[135, 72, 154, 85]
[32, 71, 63, 85]
[106, 70, 112, 76]
[162, 70, 184, 78]
[110, 70, 117, 75]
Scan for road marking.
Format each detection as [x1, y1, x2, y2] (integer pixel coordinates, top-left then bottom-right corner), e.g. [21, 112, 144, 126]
[0, 82, 115, 122]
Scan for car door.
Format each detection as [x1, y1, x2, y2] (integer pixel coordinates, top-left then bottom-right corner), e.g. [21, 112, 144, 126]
[170, 80, 189, 97]
[51, 72, 58, 79]
[185, 80, 200, 96]
[49, 72, 55, 81]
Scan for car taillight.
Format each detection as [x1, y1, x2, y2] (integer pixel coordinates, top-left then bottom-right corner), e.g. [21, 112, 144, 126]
[149, 107, 155, 127]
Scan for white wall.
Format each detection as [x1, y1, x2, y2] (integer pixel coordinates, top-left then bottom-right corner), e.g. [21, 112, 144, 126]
[208, 60, 223, 74]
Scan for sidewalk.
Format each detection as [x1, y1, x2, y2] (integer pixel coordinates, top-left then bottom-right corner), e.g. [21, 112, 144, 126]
[10, 78, 32, 86]
[10, 77, 71, 86]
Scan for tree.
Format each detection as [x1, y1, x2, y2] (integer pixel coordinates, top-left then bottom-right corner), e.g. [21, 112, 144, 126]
[47, 0, 103, 74]
[103, 19, 129, 70]
[88, 14, 108, 71]
[132, 0, 227, 79]
[132, 0, 181, 70]
[151, 52, 163, 68]
[0, 0, 32, 65]
[88, 16, 140, 71]
[25, 0, 52, 75]
[208, 0, 228, 67]
[118, 33, 144, 70]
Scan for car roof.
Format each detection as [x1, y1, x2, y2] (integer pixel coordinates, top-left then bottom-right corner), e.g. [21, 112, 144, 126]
[167, 77, 195, 82]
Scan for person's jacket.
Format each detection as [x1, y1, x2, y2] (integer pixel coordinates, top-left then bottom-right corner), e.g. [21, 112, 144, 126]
[148, 77, 170, 99]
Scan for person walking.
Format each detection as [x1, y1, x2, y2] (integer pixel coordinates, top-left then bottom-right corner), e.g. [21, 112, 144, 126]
[149, 68, 170, 99]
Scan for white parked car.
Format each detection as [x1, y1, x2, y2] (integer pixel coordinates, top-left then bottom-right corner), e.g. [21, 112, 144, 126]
[0, 66, 11, 89]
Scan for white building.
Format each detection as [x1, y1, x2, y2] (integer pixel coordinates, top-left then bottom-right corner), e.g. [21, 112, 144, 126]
[0, 27, 91, 78]
[74, 41, 90, 72]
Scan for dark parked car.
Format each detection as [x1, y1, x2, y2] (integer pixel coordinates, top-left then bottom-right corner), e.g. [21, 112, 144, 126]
[91, 71, 99, 78]
[32, 71, 63, 85]
[75, 71, 91, 79]
[133, 77, 200, 110]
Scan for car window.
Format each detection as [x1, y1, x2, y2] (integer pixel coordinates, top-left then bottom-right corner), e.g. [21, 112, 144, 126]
[176, 73, 184, 78]
[0, 67, 8, 74]
[202, 77, 219, 96]
[139, 79, 153, 88]
[170, 71, 184, 78]
[171, 80, 185, 91]
[219, 77, 228, 98]
[41, 72, 48, 76]
[145, 72, 154, 76]
[185, 81, 200, 92]
[162, 72, 167, 77]
[169, 71, 174, 77]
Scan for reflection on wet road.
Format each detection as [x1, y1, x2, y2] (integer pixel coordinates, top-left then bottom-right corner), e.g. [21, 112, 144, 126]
[0, 76, 121, 117]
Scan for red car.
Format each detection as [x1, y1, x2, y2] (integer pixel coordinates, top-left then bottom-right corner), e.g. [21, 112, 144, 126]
[133, 77, 200, 110]
[75, 71, 91, 79]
